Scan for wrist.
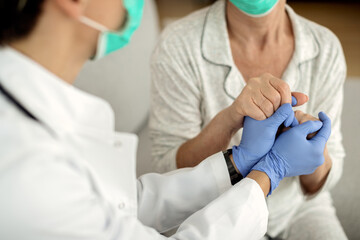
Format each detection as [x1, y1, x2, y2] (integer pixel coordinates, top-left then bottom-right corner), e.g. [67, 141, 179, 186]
[224, 105, 244, 134]
[229, 153, 240, 174]
[232, 146, 256, 178]
[252, 152, 284, 196]
[300, 149, 332, 194]
[223, 149, 243, 185]
[247, 170, 271, 197]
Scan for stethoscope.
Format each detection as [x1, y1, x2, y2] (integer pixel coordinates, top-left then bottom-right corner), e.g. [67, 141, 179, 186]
[0, 82, 282, 240]
[0, 81, 60, 137]
[0, 82, 39, 122]
[0, 78, 60, 136]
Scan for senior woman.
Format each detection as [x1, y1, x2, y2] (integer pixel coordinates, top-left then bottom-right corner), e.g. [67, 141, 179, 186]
[150, 0, 347, 239]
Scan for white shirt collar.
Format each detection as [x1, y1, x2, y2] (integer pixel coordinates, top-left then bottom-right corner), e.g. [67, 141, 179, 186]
[0, 47, 115, 139]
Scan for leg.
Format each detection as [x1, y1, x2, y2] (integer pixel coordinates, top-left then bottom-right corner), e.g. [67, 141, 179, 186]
[284, 191, 347, 240]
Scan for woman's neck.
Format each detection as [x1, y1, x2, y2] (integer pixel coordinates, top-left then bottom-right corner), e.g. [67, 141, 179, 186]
[226, 1, 292, 48]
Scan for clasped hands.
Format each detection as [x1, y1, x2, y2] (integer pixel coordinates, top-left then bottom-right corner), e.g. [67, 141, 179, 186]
[228, 74, 331, 195]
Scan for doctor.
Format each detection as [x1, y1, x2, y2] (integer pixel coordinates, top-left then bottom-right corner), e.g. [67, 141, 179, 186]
[0, 0, 331, 239]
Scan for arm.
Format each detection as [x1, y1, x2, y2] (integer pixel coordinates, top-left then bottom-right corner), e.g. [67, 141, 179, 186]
[138, 104, 310, 232]
[150, 42, 307, 172]
[300, 147, 332, 194]
[301, 36, 346, 196]
[139, 105, 331, 236]
[140, 105, 300, 230]
[247, 171, 271, 197]
[176, 74, 308, 169]
[292, 111, 333, 194]
[3, 154, 269, 240]
[229, 153, 270, 197]
[176, 107, 242, 168]
[137, 152, 270, 233]
[237, 157, 270, 197]
[137, 152, 232, 232]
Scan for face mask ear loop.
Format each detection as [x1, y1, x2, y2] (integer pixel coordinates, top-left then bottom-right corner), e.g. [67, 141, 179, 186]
[78, 16, 108, 60]
[79, 16, 108, 32]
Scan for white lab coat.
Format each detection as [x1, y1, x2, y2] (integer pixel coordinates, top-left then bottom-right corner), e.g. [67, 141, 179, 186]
[0, 47, 268, 240]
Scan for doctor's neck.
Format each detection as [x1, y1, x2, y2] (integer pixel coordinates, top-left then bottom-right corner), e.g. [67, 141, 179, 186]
[10, 2, 96, 85]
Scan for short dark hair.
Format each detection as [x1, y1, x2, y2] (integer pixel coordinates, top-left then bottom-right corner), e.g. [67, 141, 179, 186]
[0, 0, 45, 45]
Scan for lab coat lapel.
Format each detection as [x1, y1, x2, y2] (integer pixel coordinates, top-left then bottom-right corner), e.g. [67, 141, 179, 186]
[0, 47, 139, 212]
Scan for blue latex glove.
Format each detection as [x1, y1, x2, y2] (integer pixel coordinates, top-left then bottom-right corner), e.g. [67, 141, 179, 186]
[290, 96, 300, 127]
[253, 112, 331, 195]
[232, 103, 295, 177]
[291, 96, 297, 107]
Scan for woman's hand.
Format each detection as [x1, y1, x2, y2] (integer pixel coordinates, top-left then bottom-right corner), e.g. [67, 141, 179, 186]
[227, 73, 308, 129]
[177, 73, 308, 169]
[232, 104, 294, 177]
[295, 110, 319, 139]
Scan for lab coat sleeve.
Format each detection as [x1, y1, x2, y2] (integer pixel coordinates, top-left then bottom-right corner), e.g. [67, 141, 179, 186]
[137, 152, 232, 232]
[302, 33, 347, 199]
[0, 152, 268, 240]
[130, 177, 268, 240]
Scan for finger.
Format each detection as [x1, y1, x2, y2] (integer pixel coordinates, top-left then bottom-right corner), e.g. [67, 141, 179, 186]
[291, 92, 309, 107]
[291, 96, 297, 107]
[261, 86, 281, 112]
[252, 94, 274, 118]
[311, 112, 332, 142]
[294, 120, 323, 137]
[269, 78, 292, 105]
[245, 101, 267, 120]
[295, 110, 319, 124]
[266, 103, 293, 127]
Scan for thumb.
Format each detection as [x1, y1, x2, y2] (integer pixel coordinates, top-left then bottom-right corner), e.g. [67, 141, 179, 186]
[291, 92, 309, 107]
[311, 112, 332, 143]
[267, 103, 293, 127]
[293, 120, 323, 137]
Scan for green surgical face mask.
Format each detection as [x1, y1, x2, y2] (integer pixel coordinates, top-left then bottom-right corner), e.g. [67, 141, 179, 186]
[229, 0, 279, 17]
[80, 0, 144, 60]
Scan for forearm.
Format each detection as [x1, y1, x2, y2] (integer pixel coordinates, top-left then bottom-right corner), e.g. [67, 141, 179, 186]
[229, 154, 270, 197]
[176, 107, 243, 168]
[300, 147, 332, 194]
[138, 152, 233, 232]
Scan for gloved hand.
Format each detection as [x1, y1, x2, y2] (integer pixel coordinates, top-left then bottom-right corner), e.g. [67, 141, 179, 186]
[232, 103, 295, 177]
[252, 112, 331, 195]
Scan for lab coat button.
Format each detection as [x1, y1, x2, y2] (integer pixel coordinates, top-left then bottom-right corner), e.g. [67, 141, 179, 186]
[118, 202, 125, 209]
